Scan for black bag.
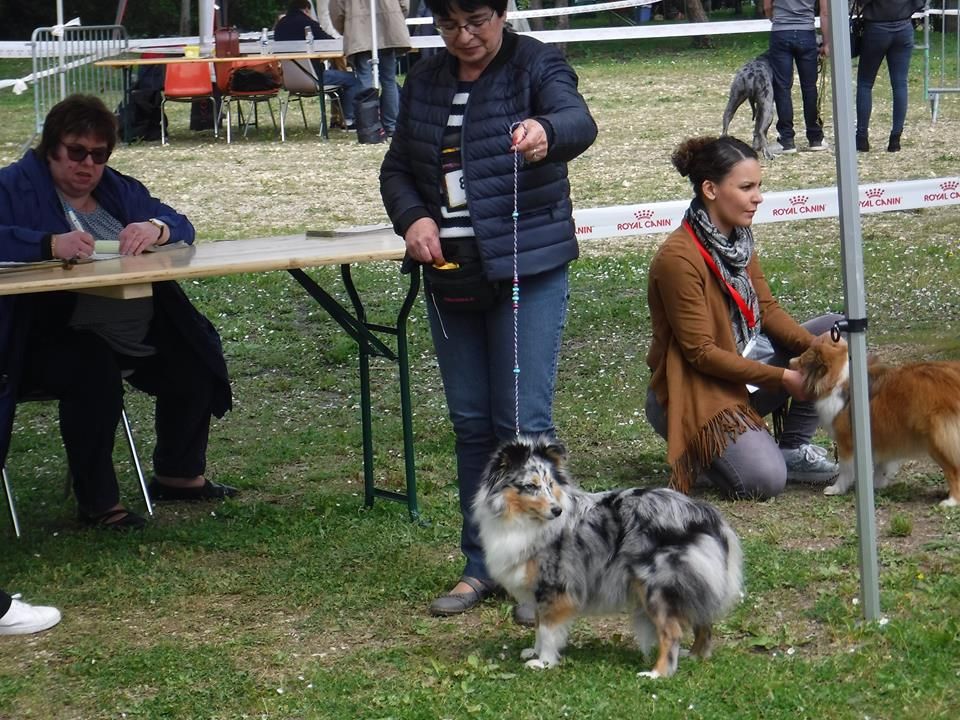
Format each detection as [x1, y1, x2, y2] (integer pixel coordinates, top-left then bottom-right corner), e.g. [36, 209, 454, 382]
[228, 67, 280, 92]
[423, 238, 502, 313]
[116, 88, 166, 142]
[115, 65, 166, 142]
[850, 0, 865, 58]
[353, 87, 385, 144]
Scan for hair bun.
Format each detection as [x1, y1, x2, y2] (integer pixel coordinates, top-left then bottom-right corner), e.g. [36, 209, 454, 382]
[671, 136, 717, 177]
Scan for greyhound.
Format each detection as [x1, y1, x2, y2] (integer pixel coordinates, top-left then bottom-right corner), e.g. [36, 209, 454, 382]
[721, 52, 776, 160]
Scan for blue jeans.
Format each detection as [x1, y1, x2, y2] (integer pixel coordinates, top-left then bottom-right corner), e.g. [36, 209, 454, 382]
[426, 265, 569, 582]
[768, 29, 823, 145]
[350, 49, 399, 133]
[323, 68, 361, 123]
[856, 20, 915, 138]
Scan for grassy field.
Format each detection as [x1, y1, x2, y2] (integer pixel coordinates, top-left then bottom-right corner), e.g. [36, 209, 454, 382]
[1, 27, 960, 720]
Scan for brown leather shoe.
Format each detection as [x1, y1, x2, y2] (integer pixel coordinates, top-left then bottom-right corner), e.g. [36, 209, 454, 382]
[428, 576, 496, 616]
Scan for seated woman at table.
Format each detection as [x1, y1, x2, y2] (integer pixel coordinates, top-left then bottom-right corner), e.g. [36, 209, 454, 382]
[0, 94, 235, 530]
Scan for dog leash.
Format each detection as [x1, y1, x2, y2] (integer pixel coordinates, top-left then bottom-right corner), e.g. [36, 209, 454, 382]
[510, 121, 524, 437]
[816, 55, 826, 129]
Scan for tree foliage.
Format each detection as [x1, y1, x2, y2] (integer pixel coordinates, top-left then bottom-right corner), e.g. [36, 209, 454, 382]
[0, 0, 286, 41]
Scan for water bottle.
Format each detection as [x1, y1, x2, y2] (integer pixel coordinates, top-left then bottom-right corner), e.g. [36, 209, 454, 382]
[304, 25, 314, 51]
[260, 27, 269, 55]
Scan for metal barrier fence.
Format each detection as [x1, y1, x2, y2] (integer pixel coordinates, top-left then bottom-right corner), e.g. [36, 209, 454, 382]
[924, 2, 960, 121]
[30, 25, 129, 138]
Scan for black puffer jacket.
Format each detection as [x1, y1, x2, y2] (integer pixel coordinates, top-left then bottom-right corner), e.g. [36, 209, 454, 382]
[380, 31, 597, 282]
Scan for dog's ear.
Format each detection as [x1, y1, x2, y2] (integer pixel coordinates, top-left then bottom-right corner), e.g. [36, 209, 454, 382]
[499, 440, 531, 472]
[802, 347, 832, 397]
[539, 439, 568, 466]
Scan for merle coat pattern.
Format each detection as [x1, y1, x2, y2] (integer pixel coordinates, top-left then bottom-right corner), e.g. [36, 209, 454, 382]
[722, 52, 776, 159]
[473, 436, 743, 678]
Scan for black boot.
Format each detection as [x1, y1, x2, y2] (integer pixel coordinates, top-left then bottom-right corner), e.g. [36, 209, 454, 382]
[887, 132, 902, 152]
[856, 133, 870, 152]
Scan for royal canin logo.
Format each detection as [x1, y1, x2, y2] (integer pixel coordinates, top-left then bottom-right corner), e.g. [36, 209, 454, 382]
[616, 207, 672, 232]
[924, 179, 960, 202]
[771, 194, 826, 218]
[789, 195, 808, 206]
[860, 187, 902, 209]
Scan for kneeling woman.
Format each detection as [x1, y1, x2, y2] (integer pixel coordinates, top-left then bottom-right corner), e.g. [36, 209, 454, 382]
[645, 135, 839, 499]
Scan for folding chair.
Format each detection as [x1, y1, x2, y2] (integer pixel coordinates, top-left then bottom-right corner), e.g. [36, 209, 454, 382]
[215, 60, 281, 143]
[1, 395, 153, 538]
[160, 61, 218, 145]
[279, 58, 339, 141]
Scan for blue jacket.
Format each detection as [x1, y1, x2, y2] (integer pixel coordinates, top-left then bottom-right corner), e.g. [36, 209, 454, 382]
[0, 150, 231, 468]
[379, 31, 597, 282]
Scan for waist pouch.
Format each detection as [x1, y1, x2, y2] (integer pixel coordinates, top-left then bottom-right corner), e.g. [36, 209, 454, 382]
[423, 238, 502, 313]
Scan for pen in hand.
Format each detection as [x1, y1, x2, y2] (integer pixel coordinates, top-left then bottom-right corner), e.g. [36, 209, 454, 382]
[62, 206, 95, 264]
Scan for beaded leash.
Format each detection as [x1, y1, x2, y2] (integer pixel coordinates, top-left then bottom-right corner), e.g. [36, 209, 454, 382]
[509, 121, 524, 438]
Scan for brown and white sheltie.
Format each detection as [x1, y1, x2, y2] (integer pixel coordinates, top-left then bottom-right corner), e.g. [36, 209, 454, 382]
[473, 435, 743, 678]
[790, 333, 960, 507]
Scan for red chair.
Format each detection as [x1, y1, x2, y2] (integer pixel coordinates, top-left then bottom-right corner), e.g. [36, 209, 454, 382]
[160, 61, 217, 145]
[214, 59, 281, 144]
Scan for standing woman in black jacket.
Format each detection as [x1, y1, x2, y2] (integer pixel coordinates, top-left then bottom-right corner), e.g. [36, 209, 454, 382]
[855, 0, 925, 152]
[380, 0, 596, 620]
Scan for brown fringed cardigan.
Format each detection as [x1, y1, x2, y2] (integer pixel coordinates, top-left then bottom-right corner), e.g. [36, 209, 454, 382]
[646, 225, 814, 493]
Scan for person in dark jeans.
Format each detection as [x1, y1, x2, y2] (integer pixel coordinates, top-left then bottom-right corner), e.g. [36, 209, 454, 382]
[274, 0, 362, 130]
[855, 0, 922, 152]
[763, 0, 830, 153]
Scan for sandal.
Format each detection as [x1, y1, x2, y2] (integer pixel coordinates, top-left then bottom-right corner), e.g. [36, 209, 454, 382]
[428, 576, 497, 616]
[79, 507, 147, 531]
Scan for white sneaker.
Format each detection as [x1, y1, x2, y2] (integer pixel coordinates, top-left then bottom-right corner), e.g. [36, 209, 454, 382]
[0, 594, 62, 635]
[782, 444, 839, 484]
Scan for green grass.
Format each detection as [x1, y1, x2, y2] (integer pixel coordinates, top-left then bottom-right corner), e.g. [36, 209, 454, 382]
[2, 28, 960, 720]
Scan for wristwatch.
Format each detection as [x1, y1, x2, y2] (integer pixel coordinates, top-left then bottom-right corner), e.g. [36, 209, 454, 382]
[147, 218, 167, 244]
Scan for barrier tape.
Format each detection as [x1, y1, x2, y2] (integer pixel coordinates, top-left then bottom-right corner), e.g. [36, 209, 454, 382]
[573, 176, 960, 240]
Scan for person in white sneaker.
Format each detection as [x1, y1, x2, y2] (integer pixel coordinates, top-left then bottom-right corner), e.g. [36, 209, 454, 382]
[645, 135, 840, 500]
[0, 589, 61, 635]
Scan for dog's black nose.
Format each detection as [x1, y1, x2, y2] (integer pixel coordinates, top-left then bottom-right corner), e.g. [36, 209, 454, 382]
[551, 506, 562, 517]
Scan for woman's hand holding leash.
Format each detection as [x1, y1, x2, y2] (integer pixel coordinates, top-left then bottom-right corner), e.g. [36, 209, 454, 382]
[510, 119, 548, 163]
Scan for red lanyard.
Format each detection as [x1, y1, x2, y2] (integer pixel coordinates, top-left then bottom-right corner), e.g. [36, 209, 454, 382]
[682, 220, 756, 329]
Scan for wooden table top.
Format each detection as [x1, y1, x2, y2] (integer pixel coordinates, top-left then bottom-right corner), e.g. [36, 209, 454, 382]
[0, 231, 406, 297]
[95, 51, 342, 67]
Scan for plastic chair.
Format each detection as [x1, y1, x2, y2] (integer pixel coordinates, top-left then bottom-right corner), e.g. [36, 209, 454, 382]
[279, 59, 338, 141]
[160, 61, 218, 145]
[2, 395, 153, 538]
[215, 59, 281, 143]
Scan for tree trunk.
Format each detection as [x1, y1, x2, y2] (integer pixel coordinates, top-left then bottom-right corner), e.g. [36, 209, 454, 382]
[684, 0, 713, 49]
[179, 0, 192, 36]
[528, 0, 545, 32]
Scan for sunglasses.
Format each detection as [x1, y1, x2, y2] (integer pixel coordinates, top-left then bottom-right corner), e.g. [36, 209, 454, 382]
[62, 143, 111, 164]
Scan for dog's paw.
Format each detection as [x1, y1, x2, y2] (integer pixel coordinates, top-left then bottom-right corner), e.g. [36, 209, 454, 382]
[823, 483, 845, 496]
[524, 658, 556, 670]
[520, 647, 538, 661]
[939, 496, 958, 508]
[637, 669, 663, 680]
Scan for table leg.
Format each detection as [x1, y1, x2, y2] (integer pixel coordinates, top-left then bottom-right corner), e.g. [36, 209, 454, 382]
[287, 266, 421, 520]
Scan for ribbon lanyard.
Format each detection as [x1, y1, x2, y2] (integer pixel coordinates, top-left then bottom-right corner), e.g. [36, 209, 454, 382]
[682, 220, 756, 329]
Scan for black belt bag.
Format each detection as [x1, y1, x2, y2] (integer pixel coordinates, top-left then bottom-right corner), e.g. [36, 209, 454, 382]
[423, 238, 502, 313]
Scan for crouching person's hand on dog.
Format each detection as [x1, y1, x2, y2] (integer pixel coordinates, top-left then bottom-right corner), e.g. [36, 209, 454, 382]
[782, 368, 809, 402]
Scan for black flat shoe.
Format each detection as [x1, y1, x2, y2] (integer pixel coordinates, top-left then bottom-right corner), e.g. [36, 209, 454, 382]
[79, 507, 146, 531]
[147, 478, 239, 502]
[428, 576, 497, 616]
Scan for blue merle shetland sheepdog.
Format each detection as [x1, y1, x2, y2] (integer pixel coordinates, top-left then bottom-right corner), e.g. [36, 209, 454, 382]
[473, 435, 743, 678]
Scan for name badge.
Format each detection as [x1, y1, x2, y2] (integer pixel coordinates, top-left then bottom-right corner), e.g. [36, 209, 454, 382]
[444, 169, 467, 209]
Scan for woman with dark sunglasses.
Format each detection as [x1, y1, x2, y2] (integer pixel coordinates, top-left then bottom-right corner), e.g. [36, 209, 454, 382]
[0, 94, 235, 530]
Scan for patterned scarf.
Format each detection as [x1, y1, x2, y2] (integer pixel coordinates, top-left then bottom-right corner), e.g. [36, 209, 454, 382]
[683, 197, 760, 352]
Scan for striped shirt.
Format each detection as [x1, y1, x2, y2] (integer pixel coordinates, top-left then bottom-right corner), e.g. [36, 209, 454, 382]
[439, 83, 474, 240]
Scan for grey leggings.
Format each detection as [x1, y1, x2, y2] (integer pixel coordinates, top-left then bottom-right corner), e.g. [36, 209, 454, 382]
[645, 313, 841, 499]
